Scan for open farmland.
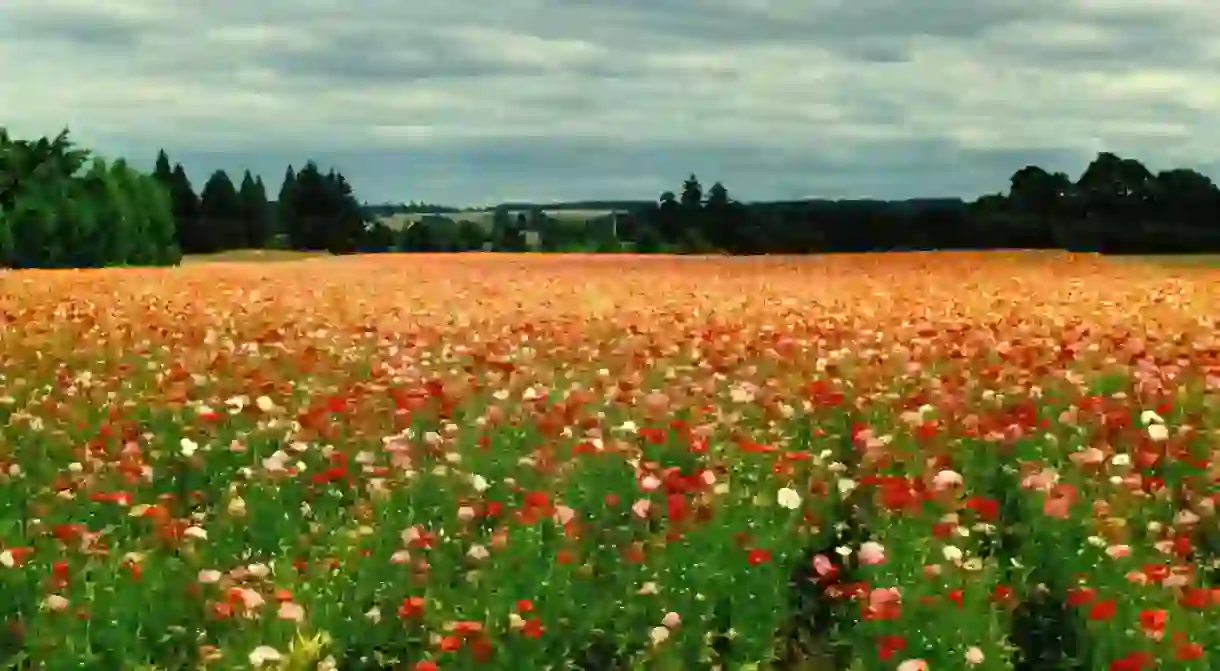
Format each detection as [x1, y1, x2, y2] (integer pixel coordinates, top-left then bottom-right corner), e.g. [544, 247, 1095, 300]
[1, 252, 1220, 669]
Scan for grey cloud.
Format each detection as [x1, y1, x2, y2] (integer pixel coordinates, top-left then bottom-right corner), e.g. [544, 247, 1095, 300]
[2, 0, 1218, 205]
[263, 36, 535, 84]
[974, 13, 1219, 71]
[1, 5, 156, 48]
[549, 0, 1060, 52]
[5, 15, 137, 47]
[253, 27, 650, 86]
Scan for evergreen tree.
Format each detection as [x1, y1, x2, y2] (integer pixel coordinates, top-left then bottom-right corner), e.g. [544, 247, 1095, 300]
[281, 161, 366, 253]
[199, 169, 242, 251]
[277, 164, 297, 246]
[250, 175, 272, 248]
[701, 181, 737, 251]
[323, 170, 367, 254]
[285, 161, 324, 249]
[236, 170, 257, 249]
[153, 149, 173, 186]
[237, 169, 272, 248]
[680, 174, 703, 209]
[168, 164, 201, 253]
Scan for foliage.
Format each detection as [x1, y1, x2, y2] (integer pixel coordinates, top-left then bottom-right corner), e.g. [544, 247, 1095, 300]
[619, 155, 1220, 255]
[167, 164, 202, 254]
[146, 155, 372, 257]
[238, 171, 273, 250]
[0, 128, 180, 268]
[18, 130, 1220, 263]
[489, 208, 528, 252]
[456, 219, 487, 251]
[199, 169, 243, 254]
[381, 155, 1220, 256]
[397, 215, 475, 252]
[277, 161, 368, 254]
[360, 219, 397, 253]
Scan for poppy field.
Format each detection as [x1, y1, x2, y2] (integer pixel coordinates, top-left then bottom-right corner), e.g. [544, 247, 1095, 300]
[1, 251, 1220, 670]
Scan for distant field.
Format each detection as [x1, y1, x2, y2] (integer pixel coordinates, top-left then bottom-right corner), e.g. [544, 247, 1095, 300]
[178, 248, 1220, 268]
[377, 209, 619, 231]
[1114, 254, 1220, 267]
[182, 249, 327, 264]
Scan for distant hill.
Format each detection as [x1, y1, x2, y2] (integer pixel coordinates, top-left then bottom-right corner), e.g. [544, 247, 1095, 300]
[763, 197, 966, 208]
[372, 208, 625, 232]
[362, 198, 966, 220]
[361, 202, 462, 217]
[491, 200, 653, 211]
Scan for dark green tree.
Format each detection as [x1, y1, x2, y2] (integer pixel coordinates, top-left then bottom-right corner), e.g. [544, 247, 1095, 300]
[280, 161, 366, 253]
[1001, 165, 1075, 247]
[199, 169, 242, 251]
[276, 164, 297, 246]
[323, 170, 367, 254]
[168, 164, 201, 253]
[654, 190, 682, 242]
[490, 207, 526, 251]
[399, 218, 440, 252]
[284, 162, 324, 249]
[456, 219, 486, 250]
[701, 181, 731, 249]
[1009, 166, 1070, 215]
[153, 149, 173, 186]
[1074, 153, 1154, 251]
[1077, 153, 1153, 215]
[1150, 168, 1217, 222]
[237, 170, 272, 248]
[252, 175, 273, 247]
[361, 219, 396, 252]
[680, 174, 703, 210]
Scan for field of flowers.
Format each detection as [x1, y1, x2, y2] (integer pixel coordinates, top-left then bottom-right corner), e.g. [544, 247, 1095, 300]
[1, 251, 1219, 670]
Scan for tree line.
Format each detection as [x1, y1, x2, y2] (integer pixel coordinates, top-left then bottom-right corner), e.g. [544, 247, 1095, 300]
[6, 124, 1220, 268]
[0, 127, 375, 268]
[391, 154, 1220, 255]
[0, 129, 179, 268]
[152, 150, 367, 255]
[604, 154, 1220, 254]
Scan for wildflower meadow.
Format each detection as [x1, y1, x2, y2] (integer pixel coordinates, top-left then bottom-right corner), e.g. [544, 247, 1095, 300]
[0, 251, 1218, 670]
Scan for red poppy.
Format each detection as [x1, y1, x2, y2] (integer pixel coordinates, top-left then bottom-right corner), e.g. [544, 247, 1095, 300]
[1088, 599, 1117, 621]
[877, 634, 906, 661]
[746, 548, 772, 565]
[1067, 586, 1097, 607]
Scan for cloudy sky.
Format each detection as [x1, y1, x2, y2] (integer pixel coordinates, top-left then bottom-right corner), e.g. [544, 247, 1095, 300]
[3, 0, 1219, 206]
